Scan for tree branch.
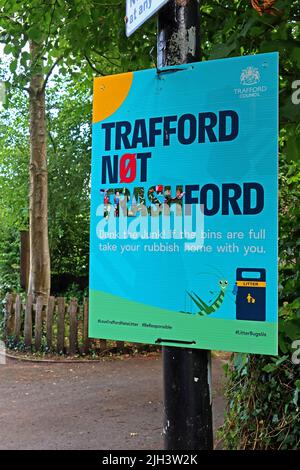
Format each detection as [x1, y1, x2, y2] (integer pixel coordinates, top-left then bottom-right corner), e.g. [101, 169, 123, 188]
[41, 55, 63, 92]
[91, 48, 120, 67]
[84, 54, 104, 75]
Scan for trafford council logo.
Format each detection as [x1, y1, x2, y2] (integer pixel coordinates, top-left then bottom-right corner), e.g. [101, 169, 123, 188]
[240, 66, 260, 85]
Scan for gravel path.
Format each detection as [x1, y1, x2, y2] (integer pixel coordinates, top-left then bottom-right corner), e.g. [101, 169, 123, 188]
[0, 353, 226, 450]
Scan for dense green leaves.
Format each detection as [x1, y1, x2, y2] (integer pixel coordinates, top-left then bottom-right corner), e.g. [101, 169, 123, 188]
[0, 91, 29, 230]
[0, 0, 155, 92]
[0, 75, 92, 290]
[220, 157, 300, 450]
[220, 350, 300, 449]
[200, 0, 300, 162]
[47, 76, 92, 278]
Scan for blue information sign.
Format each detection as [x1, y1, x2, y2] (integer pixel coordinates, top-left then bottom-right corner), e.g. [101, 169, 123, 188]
[90, 53, 279, 355]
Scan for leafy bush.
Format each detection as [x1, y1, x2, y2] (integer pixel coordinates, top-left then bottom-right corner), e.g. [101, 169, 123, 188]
[0, 228, 21, 298]
[220, 160, 300, 449]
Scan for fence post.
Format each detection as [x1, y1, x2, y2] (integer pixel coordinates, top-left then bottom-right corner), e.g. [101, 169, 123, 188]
[57, 297, 65, 353]
[69, 298, 78, 355]
[24, 294, 33, 349]
[46, 296, 55, 351]
[35, 295, 43, 351]
[3, 293, 13, 343]
[14, 294, 22, 344]
[83, 298, 90, 354]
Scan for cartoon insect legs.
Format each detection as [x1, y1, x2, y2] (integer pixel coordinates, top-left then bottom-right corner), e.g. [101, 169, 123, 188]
[187, 280, 229, 316]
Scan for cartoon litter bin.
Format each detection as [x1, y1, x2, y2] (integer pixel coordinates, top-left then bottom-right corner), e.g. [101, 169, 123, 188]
[235, 268, 266, 322]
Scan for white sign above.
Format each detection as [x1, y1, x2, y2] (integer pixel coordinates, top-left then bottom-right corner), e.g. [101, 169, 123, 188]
[126, 0, 169, 37]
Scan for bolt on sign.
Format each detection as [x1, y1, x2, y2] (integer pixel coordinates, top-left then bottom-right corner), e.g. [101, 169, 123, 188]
[89, 52, 278, 355]
[125, 0, 169, 37]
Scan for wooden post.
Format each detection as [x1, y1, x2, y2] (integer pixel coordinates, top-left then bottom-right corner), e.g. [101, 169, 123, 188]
[14, 294, 22, 344]
[100, 339, 107, 352]
[56, 297, 65, 353]
[46, 296, 55, 351]
[4, 293, 13, 342]
[35, 295, 43, 351]
[83, 298, 90, 354]
[20, 230, 30, 291]
[8, 294, 16, 334]
[69, 298, 78, 355]
[24, 294, 33, 349]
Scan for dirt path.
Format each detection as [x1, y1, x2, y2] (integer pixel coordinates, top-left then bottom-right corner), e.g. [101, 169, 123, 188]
[0, 353, 226, 450]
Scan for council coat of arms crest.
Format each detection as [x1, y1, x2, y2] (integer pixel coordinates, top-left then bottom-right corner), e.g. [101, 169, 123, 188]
[240, 66, 260, 86]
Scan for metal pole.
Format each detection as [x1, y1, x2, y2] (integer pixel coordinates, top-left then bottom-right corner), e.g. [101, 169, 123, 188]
[157, 0, 201, 68]
[157, 0, 214, 450]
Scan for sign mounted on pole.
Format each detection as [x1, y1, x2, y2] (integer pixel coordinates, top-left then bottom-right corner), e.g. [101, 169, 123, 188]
[126, 0, 169, 37]
[89, 52, 278, 355]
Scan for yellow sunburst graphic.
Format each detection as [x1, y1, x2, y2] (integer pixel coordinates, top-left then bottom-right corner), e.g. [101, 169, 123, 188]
[93, 72, 134, 124]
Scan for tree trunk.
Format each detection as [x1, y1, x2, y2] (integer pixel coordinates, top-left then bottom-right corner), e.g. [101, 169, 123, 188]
[28, 41, 50, 302]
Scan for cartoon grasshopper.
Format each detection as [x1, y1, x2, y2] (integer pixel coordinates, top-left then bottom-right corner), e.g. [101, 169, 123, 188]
[187, 279, 229, 316]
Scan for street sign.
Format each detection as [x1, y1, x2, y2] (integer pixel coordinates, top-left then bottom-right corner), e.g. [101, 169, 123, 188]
[126, 0, 168, 37]
[89, 52, 278, 355]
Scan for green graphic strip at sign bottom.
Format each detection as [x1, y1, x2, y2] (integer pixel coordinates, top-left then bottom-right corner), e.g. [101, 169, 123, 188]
[89, 289, 277, 354]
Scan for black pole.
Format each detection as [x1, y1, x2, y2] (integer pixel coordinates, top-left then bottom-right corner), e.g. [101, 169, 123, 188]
[157, 0, 201, 67]
[157, 0, 214, 450]
[163, 348, 213, 449]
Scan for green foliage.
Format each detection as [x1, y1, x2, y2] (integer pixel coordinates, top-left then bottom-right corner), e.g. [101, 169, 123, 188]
[0, 90, 29, 230]
[220, 159, 300, 450]
[221, 353, 300, 449]
[200, 0, 300, 162]
[0, 75, 93, 290]
[63, 282, 89, 303]
[47, 75, 92, 278]
[0, 228, 21, 297]
[279, 160, 300, 305]
[0, 0, 154, 94]
[0, 89, 28, 297]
